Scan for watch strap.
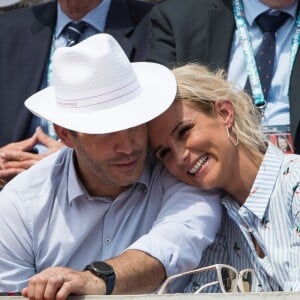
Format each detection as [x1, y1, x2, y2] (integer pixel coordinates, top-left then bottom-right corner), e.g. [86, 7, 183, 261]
[84, 261, 115, 295]
[104, 272, 115, 295]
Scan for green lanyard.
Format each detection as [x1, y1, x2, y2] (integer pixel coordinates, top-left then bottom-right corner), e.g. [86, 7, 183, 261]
[233, 0, 300, 112]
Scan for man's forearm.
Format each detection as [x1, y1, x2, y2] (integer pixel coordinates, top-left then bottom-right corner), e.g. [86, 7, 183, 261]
[106, 249, 166, 294]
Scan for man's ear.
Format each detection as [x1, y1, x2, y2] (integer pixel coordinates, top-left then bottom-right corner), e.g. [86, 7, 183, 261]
[215, 100, 235, 127]
[53, 124, 74, 148]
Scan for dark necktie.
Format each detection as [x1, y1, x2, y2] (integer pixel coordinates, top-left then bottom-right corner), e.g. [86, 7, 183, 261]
[64, 21, 88, 47]
[244, 12, 289, 102]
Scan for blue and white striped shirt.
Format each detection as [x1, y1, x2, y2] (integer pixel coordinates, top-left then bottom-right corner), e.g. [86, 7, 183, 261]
[186, 144, 300, 292]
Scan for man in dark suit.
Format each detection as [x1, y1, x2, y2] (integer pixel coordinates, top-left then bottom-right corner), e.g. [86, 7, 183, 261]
[0, 0, 153, 187]
[147, 0, 300, 154]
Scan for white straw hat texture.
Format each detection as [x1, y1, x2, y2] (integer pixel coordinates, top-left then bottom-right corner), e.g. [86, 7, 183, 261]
[25, 33, 176, 134]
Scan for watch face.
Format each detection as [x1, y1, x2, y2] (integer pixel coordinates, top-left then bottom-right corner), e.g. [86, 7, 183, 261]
[85, 261, 115, 295]
[92, 261, 113, 275]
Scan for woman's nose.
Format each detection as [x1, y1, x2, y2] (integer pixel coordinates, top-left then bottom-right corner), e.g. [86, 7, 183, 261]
[175, 145, 189, 166]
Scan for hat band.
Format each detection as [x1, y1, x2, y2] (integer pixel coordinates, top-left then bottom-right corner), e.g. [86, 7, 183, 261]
[56, 78, 140, 112]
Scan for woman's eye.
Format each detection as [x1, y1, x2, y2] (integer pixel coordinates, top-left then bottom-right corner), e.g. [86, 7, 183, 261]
[157, 148, 170, 160]
[177, 124, 193, 139]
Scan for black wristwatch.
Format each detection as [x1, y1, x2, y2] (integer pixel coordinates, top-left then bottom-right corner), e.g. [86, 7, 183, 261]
[84, 261, 115, 295]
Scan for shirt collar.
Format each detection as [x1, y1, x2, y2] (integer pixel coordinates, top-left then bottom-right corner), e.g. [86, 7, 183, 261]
[221, 143, 284, 220]
[242, 143, 284, 219]
[55, 0, 111, 39]
[137, 155, 152, 191]
[67, 150, 86, 204]
[243, 0, 298, 26]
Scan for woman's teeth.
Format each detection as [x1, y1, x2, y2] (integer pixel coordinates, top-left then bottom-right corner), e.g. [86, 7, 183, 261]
[188, 155, 208, 175]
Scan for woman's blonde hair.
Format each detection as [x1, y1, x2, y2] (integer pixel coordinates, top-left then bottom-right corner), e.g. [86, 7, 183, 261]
[172, 64, 267, 166]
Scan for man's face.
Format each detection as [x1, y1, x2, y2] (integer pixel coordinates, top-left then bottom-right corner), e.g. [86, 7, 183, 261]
[67, 125, 148, 198]
[259, 0, 296, 8]
[58, 0, 102, 20]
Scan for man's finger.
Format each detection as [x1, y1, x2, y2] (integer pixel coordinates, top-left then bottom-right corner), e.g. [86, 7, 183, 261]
[42, 275, 65, 300]
[35, 127, 64, 153]
[26, 275, 38, 300]
[0, 135, 38, 153]
[35, 127, 56, 146]
[21, 286, 29, 298]
[0, 150, 42, 163]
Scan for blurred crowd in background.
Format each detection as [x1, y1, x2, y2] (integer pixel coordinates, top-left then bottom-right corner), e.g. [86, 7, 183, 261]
[0, 0, 162, 13]
[0, 0, 49, 12]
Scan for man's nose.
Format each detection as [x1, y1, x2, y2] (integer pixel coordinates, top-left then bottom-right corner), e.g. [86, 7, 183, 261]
[114, 130, 134, 154]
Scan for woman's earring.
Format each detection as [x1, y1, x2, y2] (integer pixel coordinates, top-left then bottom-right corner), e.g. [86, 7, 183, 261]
[226, 126, 239, 146]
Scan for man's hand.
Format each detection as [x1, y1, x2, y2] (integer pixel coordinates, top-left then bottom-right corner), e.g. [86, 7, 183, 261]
[0, 127, 63, 186]
[34, 126, 63, 155]
[0, 134, 39, 186]
[21, 267, 106, 300]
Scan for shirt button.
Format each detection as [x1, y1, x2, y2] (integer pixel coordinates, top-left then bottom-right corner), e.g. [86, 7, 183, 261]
[105, 238, 112, 245]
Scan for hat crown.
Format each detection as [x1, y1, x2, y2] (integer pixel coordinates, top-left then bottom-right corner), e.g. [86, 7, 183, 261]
[53, 34, 140, 111]
[25, 33, 176, 134]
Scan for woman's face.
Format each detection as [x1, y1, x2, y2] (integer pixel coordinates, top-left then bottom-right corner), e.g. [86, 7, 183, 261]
[277, 136, 288, 151]
[148, 100, 237, 190]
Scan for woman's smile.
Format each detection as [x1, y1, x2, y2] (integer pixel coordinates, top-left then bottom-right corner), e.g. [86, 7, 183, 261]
[188, 154, 209, 175]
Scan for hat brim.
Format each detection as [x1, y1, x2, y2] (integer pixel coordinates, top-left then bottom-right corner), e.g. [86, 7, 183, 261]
[25, 62, 176, 134]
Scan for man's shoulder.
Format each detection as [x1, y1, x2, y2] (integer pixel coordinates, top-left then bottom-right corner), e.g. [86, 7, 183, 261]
[155, 0, 204, 8]
[0, 1, 56, 29]
[118, 0, 153, 25]
[4, 147, 71, 193]
[26, 147, 71, 177]
[0, 6, 32, 26]
[125, 0, 153, 13]
[153, 0, 232, 15]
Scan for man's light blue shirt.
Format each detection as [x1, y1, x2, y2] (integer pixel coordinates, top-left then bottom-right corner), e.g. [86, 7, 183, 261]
[0, 148, 221, 292]
[227, 0, 298, 126]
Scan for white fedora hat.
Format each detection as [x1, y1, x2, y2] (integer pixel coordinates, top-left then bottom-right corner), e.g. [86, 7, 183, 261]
[25, 33, 176, 134]
[0, 0, 21, 7]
